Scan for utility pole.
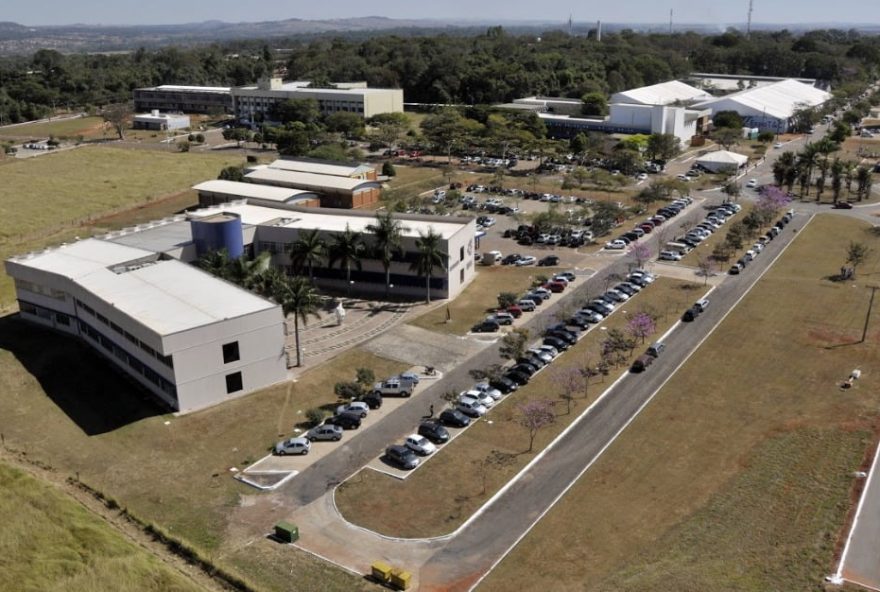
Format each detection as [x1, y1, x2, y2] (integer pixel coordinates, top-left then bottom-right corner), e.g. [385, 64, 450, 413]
[669, 9, 673, 34]
[746, 0, 754, 37]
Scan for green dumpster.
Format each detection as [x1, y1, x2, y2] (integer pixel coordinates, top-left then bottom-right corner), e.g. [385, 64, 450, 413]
[274, 521, 299, 543]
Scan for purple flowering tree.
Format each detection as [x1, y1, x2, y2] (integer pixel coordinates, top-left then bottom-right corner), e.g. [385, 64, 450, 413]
[626, 312, 657, 343]
[517, 399, 556, 452]
[756, 185, 792, 214]
[628, 242, 652, 269]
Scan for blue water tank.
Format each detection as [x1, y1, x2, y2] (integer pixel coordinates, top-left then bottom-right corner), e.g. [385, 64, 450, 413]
[191, 213, 244, 259]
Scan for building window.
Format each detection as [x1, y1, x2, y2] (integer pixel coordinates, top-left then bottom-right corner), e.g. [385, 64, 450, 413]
[460, 246, 465, 262]
[222, 341, 240, 364]
[225, 372, 243, 394]
[55, 312, 70, 326]
[460, 269, 465, 284]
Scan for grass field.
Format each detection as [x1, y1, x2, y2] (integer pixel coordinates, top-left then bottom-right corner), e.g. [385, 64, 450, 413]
[0, 146, 242, 305]
[407, 266, 541, 335]
[0, 320, 402, 590]
[0, 462, 204, 592]
[336, 277, 702, 537]
[678, 203, 754, 268]
[0, 116, 107, 140]
[478, 213, 880, 591]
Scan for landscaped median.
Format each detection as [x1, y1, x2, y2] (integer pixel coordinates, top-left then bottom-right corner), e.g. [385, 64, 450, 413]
[335, 276, 703, 538]
[478, 214, 880, 592]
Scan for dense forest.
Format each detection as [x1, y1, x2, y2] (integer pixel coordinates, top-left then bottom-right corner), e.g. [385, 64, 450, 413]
[1, 27, 879, 123]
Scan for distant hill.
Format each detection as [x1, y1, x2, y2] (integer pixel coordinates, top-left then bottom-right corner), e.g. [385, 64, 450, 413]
[1, 17, 878, 55]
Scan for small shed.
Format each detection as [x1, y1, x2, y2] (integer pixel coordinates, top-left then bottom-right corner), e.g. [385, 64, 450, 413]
[695, 150, 748, 173]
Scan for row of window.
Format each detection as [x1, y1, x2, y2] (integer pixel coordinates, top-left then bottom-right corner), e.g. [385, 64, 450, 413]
[75, 299, 173, 369]
[20, 301, 70, 326]
[77, 318, 177, 399]
[15, 278, 67, 301]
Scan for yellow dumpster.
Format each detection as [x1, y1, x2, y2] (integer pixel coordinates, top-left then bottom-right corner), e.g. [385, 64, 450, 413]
[371, 561, 393, 583]
[390, 568, 412, 590]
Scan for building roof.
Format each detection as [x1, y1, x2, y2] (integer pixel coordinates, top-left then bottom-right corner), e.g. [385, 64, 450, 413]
[611, 81, 711, 106]
[245, 168, 380, 193]
[234, 83, 395, 96]
[134, 113, 190, 121]
[692, 79, 832, 120]
[189, 202, 468, 240]
[696, 150, 749, 166]
[192, 180, 317, 203]
[140, 85, 231, 93]
[268, 158, 375, 178]
[10, 239, 275, 336]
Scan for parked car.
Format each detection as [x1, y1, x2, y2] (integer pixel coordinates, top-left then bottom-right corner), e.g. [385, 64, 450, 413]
[457, 396, 488, 417]
[473, 382, 503, 400]
[746, 178, 758, 188]
[659, 250, 682, 261]
[729, 263, 742, 275]
[461, 389, 496, 408]
[439, 408, 472, 427]
[372, 377, 415, 397]
[501, 254, 523, 265]
[605, 239, 627, 250]
[385, 445, 420, 470]
[682, 306, 702, 322]
[833, 202, 853, 209]
[336, 401, 370, 418]
[489, 376, 518, 394]
[274, 437, 311, 456]
[325, 412, 362, 430]
[646, 342, 666, 357]
[472, 320, 501, 333]
[515, 255, 537, 266]
[359, 391, 382, 409]
[306, 424, 343, 442]
[405, 434, 437, 456]
[491, 311, 515, 325]
[630, 354, 655, 373]
[504, 369, 531, 386]
[538, 255, 560, 266]
[517, 298, 537, 311]
[418, 420, 450, 444]
[694, 298, 710, 313]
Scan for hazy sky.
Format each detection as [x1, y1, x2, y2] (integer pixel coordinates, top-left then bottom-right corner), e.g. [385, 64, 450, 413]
[5, 0, 877, 26]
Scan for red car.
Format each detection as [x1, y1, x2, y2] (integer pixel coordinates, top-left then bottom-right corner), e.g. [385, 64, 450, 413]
[506, 305, 523, 318]
[545, 281, 566, 293]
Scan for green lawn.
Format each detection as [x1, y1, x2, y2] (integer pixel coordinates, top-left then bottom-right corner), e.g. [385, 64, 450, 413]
[0, 462, 204, 592]
[479, 213, 880, 591]
[0, 146, 243, 305]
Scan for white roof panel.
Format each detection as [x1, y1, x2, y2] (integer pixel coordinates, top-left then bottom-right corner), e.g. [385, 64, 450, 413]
[692, 79, 832, 120]
[245, 168, 380, 192]
[612, 81, 710, 106]
[268, 159, 375, 178]
[192, 180, 315, 202]
[696, 150, 749, 165]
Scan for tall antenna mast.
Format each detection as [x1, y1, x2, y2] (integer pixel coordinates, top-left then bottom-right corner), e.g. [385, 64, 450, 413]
[669, 9, 673, 34]
[746, 0, 754, 37]
[569, 13, 573, 36]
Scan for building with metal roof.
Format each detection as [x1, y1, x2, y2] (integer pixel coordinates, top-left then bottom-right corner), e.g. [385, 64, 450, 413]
[133, 85, 233, 114]
[245, 167, 382, 209]
[268, 158, 377, 181]
[193, 180, 320, 209]
[691, 79, 833, 133]
[611, 81, 711, 107]
[5, 238, 286, 413]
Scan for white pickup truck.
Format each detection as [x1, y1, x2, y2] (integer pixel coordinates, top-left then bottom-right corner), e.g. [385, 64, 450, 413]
[372, 377, 415, 397]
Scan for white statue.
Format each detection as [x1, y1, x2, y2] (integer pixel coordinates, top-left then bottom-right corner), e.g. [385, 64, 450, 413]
[335, 302, 346, 325]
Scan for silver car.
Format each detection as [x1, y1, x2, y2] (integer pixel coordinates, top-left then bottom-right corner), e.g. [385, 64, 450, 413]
[274, 437, 311, 456]
[307, 424, 343, 442]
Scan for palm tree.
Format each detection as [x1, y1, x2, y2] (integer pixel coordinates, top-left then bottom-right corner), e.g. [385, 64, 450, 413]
[366, 211, 407, 299]
[288, 228, 326, 280]
[409, 228, 447, 304]
[856, 166, 874, 202]
[328, 224, 364, 298]
[226, 251, 272, 290]
[844, 160, 857, 197]
[816, 156, 830, 202]
[773, 151, 796, 188]
[272, 276, 320, 367]
[198, 248, 232, 280]
[831, 158, 845, 204]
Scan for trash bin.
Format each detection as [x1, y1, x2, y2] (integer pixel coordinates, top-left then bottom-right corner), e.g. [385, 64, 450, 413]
[371, 561, 393, 583]
[390, 568, 412, 590]
[274, 521, 299, 543]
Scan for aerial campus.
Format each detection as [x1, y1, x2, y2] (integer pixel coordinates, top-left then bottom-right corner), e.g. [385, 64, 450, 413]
[2, 5, 880, 592]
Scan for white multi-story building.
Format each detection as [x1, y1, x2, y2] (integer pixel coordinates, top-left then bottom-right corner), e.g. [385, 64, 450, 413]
[5, 239, 287, 414]
[231, 78, 404, 124]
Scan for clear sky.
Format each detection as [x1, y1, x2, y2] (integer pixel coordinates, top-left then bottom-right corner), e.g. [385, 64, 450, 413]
[4, 0, 876, 26]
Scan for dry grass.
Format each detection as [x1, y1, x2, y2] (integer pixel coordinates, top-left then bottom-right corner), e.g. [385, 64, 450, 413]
[677, 202, 755, 268]
[0, 462, 204, 592]
[336, 277, 701, 537]
[479, 213, 880, 592]
[0, 116, 107, 140]
[0, 146, 242, 304]
[407, 266, 543, 335]
[0, 322, 403, 588]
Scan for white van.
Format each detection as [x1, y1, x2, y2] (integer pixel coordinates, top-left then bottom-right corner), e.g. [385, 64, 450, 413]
[666, 241, 692, 254]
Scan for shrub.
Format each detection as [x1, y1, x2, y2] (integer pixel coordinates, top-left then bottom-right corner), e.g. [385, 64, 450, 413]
[195, 133, 205, 143]
[334, 381, 362, 400]
[382, 161, 397, 177]
[177, 140, 190, 152]
[305, 407, 326, 426]
[246, 154, 258, 163]
[497, 292, 518, 308]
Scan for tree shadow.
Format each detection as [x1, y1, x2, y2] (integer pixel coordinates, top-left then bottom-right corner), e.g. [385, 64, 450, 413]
[0, 315, 167, 436]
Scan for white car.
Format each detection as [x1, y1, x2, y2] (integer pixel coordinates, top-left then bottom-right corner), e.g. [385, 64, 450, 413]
[629, 270, 655, 283]
[637, 173, 648, 181]
[526, 348, 554, 364]
[515, 255, 537, 266]
[405, 434, 437, 456]
[538, 344, 559, 358]
[746, 178, 758, 188]
[457, 396, 488, 417]
[774, 142, 783, 149]
[659, 250, 683, 261]
[473, 382, 503, 400]
[461, 390, 495, 408]
[605, 239, 627, 250]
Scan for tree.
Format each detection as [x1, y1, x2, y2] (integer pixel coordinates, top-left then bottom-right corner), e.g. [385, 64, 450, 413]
[696, 253, 715, 285]
[382, 161, 396, 177]
[645, 133, 680, 161]
[581, 92, 608, 117]
[421, 109, 483, 160]
[549, 365, 584, 415]
[713, 110, 744, 130]
[369, 112, 410, 148]
[831, 157, 845, 204]
[628, 243, 652, 269]
[222, 127, 252, 146]
[757, 131, 775, 143]
[846, 242, 870, 277]
[756, 185, 792, 214]
[101, 103, 132, 140]
[198, 248, 232, 280]
[366, 211, 406, 299]
[327, 224, 364, 298]
[177, 140, 190, 152]
[722, 179, 741, 202]
[712, 128, 741, 150]
[626, 312, 656, 344]
[497, 292, 518, 309]
[355, 367, 375, 391]
[500, 328, 530, 361]
[271, 98, 321, 125]
[325, 112, 365, 138]
[516, 399, 556, 452]
[410, 228, 447, 304]
[288, 228, 326, 280]
[272, 276, 320, 367]
[856, 166, 874, 202]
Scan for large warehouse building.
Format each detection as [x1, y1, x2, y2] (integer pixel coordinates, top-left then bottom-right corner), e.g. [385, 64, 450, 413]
[692, 79, 832, 133]
[231, 78, 404, 124]
[5, 239, 287, 414]
[244, 166, 383, 209]
[610, 81, 712, 106]
[6, 204, 476, 411]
